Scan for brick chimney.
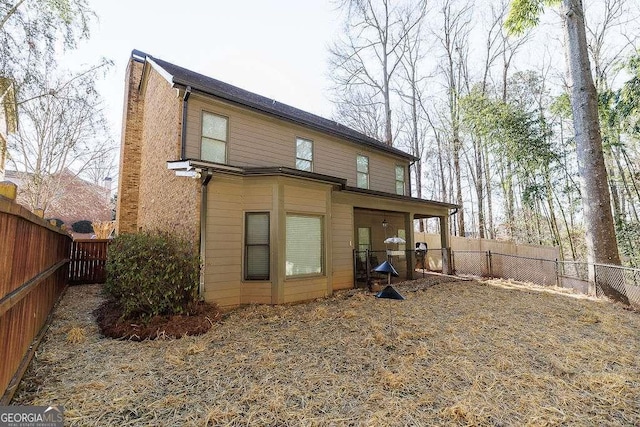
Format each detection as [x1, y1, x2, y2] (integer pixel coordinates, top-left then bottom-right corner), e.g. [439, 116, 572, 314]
[115, 52, 145, 234]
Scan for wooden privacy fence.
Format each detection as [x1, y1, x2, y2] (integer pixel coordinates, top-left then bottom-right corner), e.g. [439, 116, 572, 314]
[69, 239, 109, 284]
[0, 198, 72, 404]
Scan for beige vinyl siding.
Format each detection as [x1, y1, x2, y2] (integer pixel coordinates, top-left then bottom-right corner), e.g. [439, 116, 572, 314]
[331, 202, 354, 290]
[203, 175, 243, 307]
[284, 185, 325, 213]
[241, 284, 272, 305]
[203, 174, 334, 307]
[184, 95, 409, 193]
[284, 277, 327, 303]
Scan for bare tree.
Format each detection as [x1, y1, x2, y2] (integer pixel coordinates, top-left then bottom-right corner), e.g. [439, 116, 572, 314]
[584, 0, 638, 92]
[0, 0, 94, 88]
[7, 64, 115, 213]
[396, 12, 431, 230]
[434, 0, 473, 236]
[333, 86, 386, 141]
[329, 0, 426, 145]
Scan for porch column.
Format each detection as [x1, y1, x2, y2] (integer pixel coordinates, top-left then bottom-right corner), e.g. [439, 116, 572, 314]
[440, 215, 453, 275]
[405, 211, 415, 279]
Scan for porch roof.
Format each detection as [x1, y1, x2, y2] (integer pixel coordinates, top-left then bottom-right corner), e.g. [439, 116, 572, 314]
[342, 186, 458, 210]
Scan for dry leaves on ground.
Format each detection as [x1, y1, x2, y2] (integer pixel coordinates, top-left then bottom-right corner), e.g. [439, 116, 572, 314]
[13, 276, 640, 426]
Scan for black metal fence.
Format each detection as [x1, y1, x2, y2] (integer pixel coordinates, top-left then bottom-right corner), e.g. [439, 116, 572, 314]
[593, 263, 640, 306]
[352, 248, 640, 307]
[447, 251, 640, 307]
[354, 249, 412, 286]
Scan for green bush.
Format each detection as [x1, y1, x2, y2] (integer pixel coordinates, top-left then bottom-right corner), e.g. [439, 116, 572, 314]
[105, 231, 200, 320]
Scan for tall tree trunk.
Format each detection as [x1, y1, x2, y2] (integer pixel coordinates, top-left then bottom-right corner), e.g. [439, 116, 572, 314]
[562, 0, 627, 303]
[474, 138, 485, 238]
[453, 135, 465, 236]
[483, 143, 494, 239]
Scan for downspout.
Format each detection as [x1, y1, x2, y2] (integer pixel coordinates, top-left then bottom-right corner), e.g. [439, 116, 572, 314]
[181, 86, 191, 159]
[199, 171, 213, 297]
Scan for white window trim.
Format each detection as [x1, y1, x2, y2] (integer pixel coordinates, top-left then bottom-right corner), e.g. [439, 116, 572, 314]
[295, 137, 314, 172]
[395, 165, 406, 196]
[357, 155, 369, 189]
[244, 212, 270, 281]
[201, 111, 229, 164]
[285, 214, 325, 278]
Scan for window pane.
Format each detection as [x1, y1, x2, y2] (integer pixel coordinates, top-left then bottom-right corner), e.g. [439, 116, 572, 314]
[395, 165, 405, 181]
[296, 138, 313, 161]
[202, 138, 226, 163]
[357, 227, 370, 246]
[396, 180, 405, 195]
[357, 155, 368, 173]
[247, 246, 269, 278]
[247, 213, 269, 244]
[246, 212, 269, 280]
[357, 172, 369, 189]
[202, 113, 227, 141]
[357, 227, 371, 261]
[296, 159, 312, 172]
[286, 215, 323, 276]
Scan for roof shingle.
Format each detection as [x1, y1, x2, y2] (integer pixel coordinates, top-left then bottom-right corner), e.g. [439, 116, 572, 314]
[137, 50, 417, 161]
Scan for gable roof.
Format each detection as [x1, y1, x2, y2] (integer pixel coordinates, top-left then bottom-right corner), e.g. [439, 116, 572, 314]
[133, 50, 418, 161]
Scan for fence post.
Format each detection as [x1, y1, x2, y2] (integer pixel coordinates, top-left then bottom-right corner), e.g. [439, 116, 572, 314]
[365, 249, 371, 284]
[554, 259, 559, 287]
[352, 249, 357, 288]
[442, 247, 453, 275]
[487, 250, 492, 277]
[589, 263, 597, 296]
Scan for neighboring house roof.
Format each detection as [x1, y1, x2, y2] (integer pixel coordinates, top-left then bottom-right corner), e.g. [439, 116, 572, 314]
[5, 169, 112, 230]
[134, 50, 418, 162]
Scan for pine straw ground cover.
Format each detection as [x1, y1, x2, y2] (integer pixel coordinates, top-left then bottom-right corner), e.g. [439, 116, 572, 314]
[13, 278, 640, 426]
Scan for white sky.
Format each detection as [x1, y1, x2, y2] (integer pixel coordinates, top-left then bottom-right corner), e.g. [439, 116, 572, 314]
[60, 0, 342, 143]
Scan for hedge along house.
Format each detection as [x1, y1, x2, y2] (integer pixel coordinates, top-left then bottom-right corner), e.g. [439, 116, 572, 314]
[116, 50, 457, 308]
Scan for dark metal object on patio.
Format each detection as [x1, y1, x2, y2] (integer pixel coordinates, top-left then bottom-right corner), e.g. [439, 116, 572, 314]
[374, 260, 399, 277]
[375, 285, 405, 301]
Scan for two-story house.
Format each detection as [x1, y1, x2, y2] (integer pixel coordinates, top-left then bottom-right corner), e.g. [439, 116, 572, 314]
[117, 50, 456, 308]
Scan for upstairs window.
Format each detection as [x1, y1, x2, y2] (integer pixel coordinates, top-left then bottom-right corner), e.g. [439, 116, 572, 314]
[395, 165, 406, 195]
[296, 137, 313, 172]
[201, 111, 228, 163]
[245, 212, 270, 280]
[357, 155, 369, 189]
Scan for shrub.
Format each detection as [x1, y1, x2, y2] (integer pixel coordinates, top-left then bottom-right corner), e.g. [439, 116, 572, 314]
[105, 231, 200, 321]
[72, 220, 94, 233]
